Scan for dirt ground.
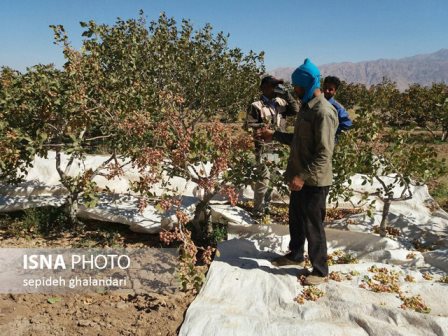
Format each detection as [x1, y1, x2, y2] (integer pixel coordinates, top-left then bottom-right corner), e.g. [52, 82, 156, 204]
[0, 291, 194, 336]
[0, 219, 197, 336]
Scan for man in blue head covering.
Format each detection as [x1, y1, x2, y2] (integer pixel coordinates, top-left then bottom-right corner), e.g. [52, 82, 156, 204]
[258, 58, 339, 285]
[291, 58, 322, 104]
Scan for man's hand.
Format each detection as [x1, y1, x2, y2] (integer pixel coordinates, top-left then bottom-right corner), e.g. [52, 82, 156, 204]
[256, 127, 274, 142]
[289, 176, 304, 191]
[273, 84, 287, 97]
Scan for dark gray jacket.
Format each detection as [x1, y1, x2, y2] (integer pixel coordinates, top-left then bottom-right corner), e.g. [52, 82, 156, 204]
[274, 94, 338, 186]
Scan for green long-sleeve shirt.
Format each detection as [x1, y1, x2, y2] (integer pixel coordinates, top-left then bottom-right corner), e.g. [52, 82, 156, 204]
[273, 93, 338, 187]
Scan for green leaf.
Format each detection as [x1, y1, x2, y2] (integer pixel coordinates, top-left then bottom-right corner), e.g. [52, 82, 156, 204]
[47, 297, 62, 304]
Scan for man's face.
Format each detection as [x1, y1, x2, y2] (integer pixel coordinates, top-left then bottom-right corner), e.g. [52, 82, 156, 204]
[323, 82, 337, 100]
[261, 83, 275, 98]
[293, 85, 306, 100]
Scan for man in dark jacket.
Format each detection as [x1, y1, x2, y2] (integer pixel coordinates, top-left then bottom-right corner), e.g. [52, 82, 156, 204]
[258, 59, 338, 285]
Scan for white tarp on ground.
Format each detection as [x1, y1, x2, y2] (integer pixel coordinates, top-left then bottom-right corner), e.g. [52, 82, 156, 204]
[0, 152, 241, 233]
[179, 180, 448, 336]
[2, 153, 446, 242]
[179, 226, 448, 336]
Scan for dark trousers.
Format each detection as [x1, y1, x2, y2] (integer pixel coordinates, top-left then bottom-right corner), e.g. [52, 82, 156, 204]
[288, 185, 329, 277]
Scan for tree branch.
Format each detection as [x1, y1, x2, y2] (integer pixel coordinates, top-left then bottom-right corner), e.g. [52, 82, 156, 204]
[91, 153, 117, 177]
[55, 149, 65, 180]
[84, 134, 115, 142]
[64, 155, 76, 176]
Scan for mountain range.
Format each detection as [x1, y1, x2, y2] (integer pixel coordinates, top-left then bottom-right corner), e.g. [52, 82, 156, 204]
[269, 49, 448, 90]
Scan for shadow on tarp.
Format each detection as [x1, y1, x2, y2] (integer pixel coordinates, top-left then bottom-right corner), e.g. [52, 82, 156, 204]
[423, 249, 448, 273]
[215, 238, 308, 277]
[0, 180, 65, 197]
[222, 224, 448, 276]
[0, 195, 67, 212]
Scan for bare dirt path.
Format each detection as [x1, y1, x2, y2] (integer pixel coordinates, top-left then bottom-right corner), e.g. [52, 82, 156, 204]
[0, 218, 196, 336]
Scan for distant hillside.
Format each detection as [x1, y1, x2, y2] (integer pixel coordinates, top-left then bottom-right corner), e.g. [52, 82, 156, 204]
[270, 49, 448, 90]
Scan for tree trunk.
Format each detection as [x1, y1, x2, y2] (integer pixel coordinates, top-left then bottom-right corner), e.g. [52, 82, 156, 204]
[64, 193, 81, 228]
[191, 192, 215, 240]
[192, 201, 212, 234]
[379, 197, 392, 237]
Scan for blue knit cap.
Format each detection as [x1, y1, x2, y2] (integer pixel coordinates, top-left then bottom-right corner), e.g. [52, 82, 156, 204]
[291, 58, 321, 104]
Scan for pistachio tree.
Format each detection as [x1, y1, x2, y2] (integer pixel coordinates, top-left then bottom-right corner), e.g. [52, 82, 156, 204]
[430, 83, 448, 142]
[0, 68, 41, 182]
[333, 80, 370, 111]
[331, 83, 445, 236]
[388, 82, 448, 141]
[0, 12, 263, 229]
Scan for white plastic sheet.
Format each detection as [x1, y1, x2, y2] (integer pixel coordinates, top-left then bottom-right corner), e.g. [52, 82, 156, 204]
[179, 224, 448, 336]
[0, 152, 205, 232]
[180, 179, 448, 336]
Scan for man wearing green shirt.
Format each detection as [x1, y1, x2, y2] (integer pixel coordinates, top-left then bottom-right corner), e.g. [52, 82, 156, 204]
[258, 59, 338, 285]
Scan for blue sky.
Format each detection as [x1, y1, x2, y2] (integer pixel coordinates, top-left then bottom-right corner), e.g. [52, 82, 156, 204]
[1, 0, 447, 72]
